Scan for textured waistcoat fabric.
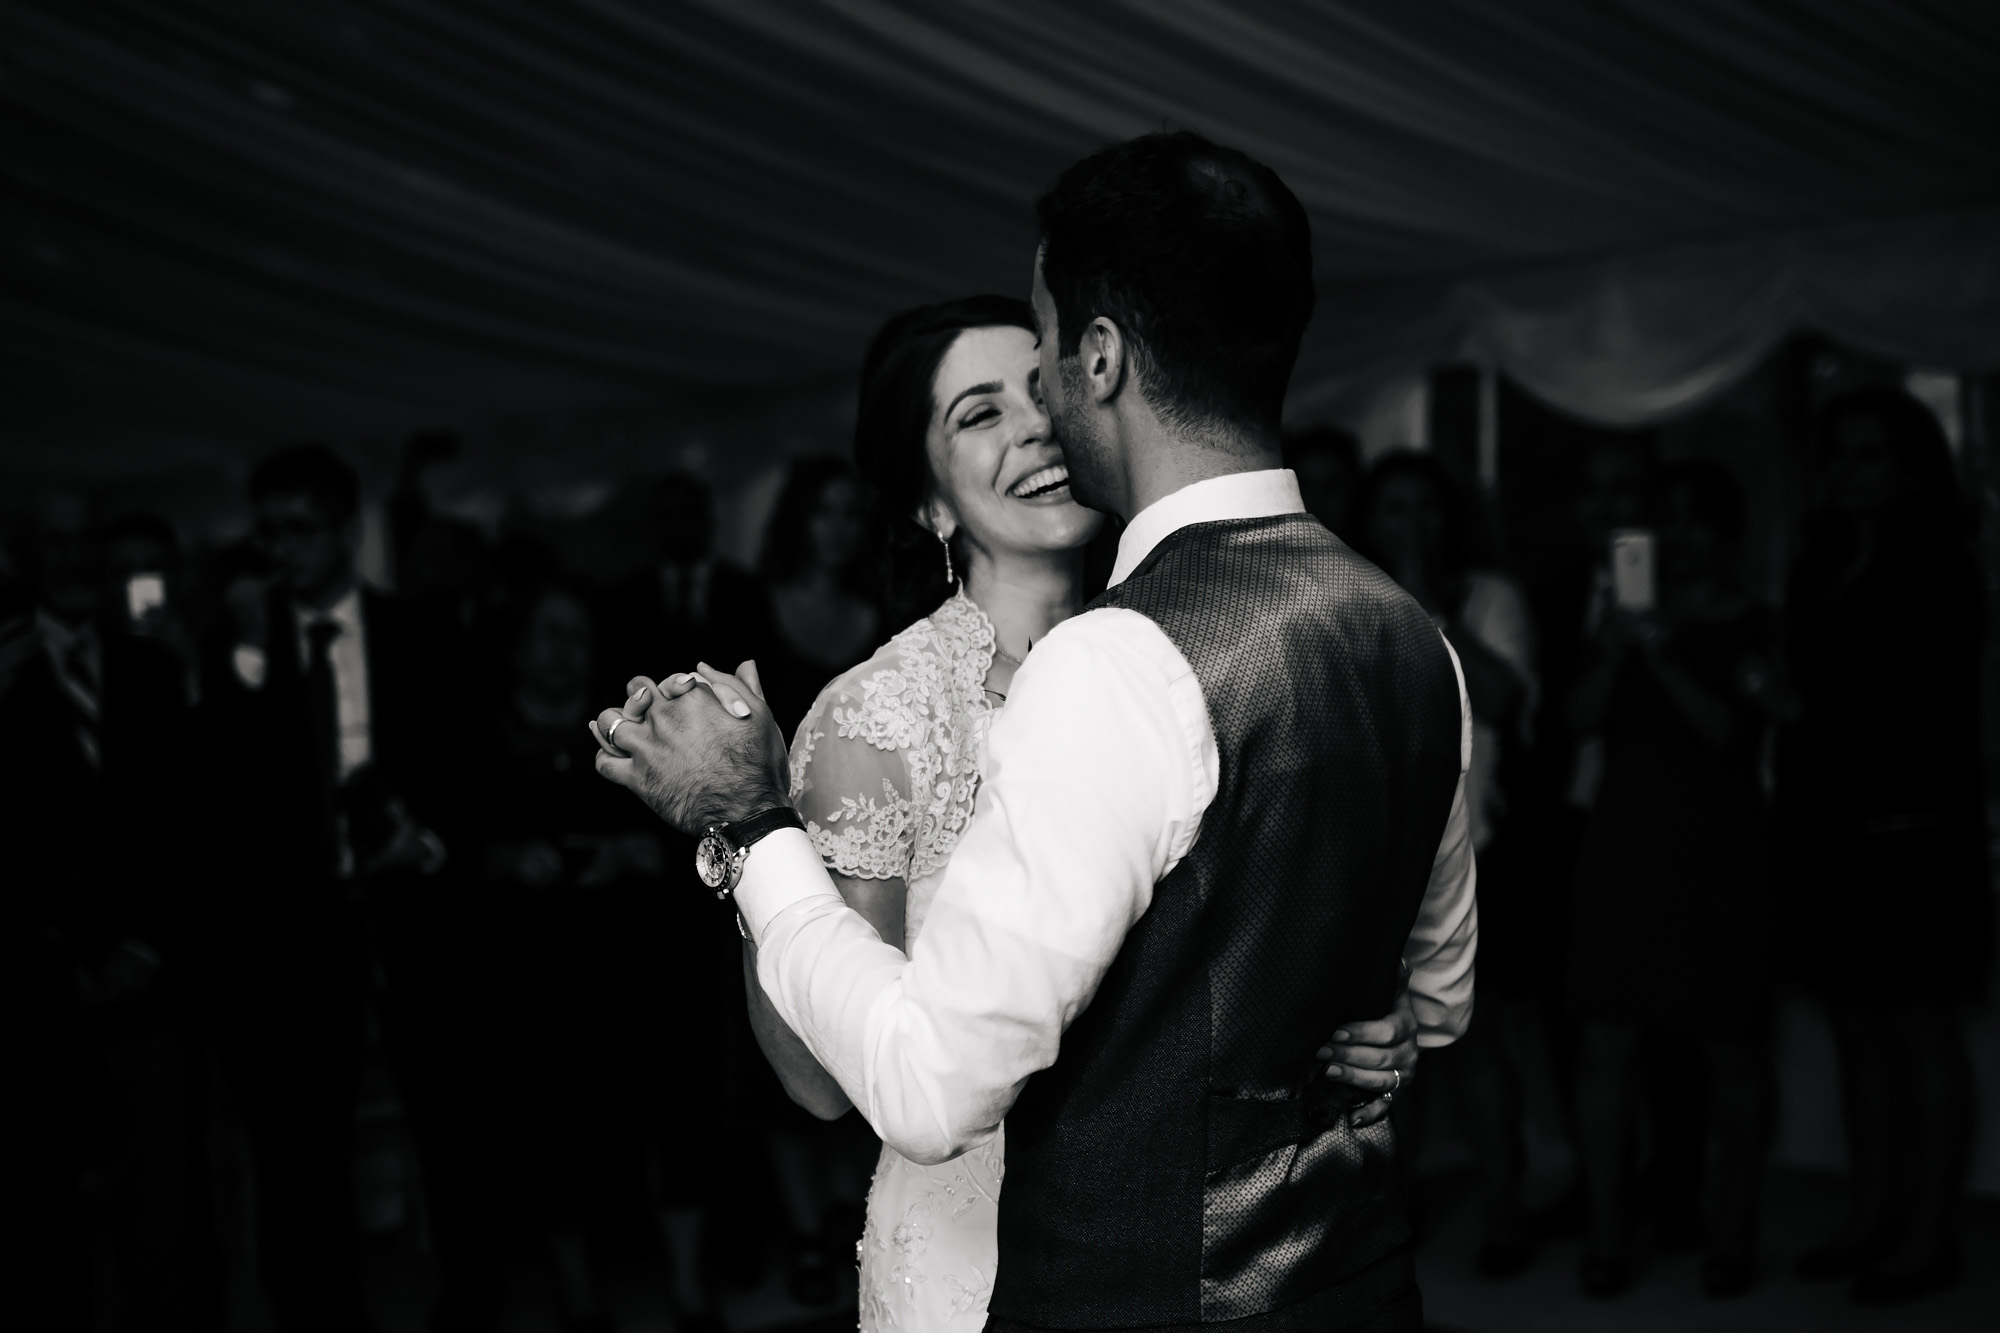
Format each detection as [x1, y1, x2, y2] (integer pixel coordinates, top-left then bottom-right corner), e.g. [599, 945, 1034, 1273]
[987, 515, 1464, 1331]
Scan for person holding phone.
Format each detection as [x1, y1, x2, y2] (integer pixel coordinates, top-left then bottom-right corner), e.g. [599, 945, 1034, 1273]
[1564, 460, 1797, 1299]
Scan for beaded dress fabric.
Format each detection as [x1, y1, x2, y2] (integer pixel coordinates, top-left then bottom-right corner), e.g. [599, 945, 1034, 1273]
[787, 589, 1005, 1330]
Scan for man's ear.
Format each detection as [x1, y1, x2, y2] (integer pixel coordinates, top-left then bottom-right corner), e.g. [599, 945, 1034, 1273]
[1084, 316, 1127, 404]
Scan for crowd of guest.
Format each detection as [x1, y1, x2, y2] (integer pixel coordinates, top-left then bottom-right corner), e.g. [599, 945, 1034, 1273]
[1286, 384, 1989, 1308]
[3, 442, 893, 1333]
[2, 378, 1987, 1331]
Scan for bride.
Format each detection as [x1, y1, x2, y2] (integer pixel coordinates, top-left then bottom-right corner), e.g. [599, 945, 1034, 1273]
[744, 296, 1421, 1330]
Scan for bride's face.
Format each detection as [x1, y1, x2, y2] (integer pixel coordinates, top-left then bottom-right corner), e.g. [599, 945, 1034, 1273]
[923, 325, 1104, 561]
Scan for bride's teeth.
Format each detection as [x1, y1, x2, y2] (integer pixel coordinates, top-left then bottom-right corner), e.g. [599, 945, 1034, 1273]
[1010, 465, 1068, 497]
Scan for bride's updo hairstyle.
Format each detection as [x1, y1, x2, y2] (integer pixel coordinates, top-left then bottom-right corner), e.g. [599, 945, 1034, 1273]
[852, 294, 1038, 632]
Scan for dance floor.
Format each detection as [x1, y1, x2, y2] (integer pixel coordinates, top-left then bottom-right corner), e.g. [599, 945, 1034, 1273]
[219, 1165, 1995, 1331]
[1417, 1167, 2000, 1333]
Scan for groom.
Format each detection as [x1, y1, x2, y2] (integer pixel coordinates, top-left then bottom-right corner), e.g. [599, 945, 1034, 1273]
[596, 132, 1475, 1331]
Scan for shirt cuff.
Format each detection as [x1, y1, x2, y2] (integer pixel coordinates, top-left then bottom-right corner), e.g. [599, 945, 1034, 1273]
[734, 825, 840, 940]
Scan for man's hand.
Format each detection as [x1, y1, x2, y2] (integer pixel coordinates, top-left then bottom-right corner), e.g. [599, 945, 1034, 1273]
[1317, 986, 1420, 1130]
[591, 660, 791, 834]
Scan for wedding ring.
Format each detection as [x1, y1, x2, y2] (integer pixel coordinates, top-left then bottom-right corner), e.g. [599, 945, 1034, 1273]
[1391, 1068, 1402, 1093]
[606, 717, 626, 742]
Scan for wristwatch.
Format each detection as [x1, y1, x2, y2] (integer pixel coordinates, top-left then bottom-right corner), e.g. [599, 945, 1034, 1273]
[695, 807, 805, 900]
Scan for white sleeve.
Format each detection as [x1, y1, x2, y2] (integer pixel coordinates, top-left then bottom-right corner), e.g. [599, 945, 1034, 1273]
[733, 608, 1210, 1165]
[1405, 637, 1479, 1048]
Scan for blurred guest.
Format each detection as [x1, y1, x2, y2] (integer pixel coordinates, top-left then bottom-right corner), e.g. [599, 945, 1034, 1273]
[1566, 460, 1792, 1298]
[757, 458, 882, 739]
[1354, 451, 1539, 1274]
[1285, 424, 1363, 540]
[1, 495, 209, 1332]
[1509, 436, 1685, 1241]
[1781, 387, 1988, 1305]
[201, 444, 502, 1333]
[475, 581, 720, 1332]
[604, 471, 771, 686]
[598, 470, 776, 1290]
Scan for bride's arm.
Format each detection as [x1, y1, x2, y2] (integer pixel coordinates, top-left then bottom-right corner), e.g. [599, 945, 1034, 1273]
[744, 873, 904, 1120]
[744, 659, 919, 1119]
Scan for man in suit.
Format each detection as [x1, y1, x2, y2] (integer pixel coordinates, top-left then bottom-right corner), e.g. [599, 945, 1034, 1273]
[4, 493, 209, 1332]
[204, 444, 501, 1333]
[593, 133, 1476, 1331]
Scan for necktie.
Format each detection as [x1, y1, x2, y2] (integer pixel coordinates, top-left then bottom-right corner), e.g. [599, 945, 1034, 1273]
[306, 620, 342, 868]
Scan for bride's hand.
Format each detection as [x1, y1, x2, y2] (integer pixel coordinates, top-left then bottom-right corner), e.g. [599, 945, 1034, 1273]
[1316, 987, 1418, 1129]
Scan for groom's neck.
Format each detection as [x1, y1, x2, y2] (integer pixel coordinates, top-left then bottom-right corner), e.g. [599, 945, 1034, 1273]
[1118, 422, 1283, 521]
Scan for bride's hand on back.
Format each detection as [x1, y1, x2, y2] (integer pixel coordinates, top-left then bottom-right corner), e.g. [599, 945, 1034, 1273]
[1317, 987, 1418, 1130]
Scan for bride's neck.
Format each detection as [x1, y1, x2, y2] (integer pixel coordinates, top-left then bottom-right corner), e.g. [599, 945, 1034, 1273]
[961, 546, 1084, 661]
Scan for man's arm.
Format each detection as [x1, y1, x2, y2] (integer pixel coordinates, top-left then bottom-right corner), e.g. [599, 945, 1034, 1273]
[596, 612, 1204, 1166]
[742, 611, 1203, 1164]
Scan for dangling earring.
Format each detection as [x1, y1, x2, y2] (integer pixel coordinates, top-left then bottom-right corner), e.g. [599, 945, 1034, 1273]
[935, 528, 956, 587]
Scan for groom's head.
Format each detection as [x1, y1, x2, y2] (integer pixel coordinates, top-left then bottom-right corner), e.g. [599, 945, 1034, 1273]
[1032, 132, 1314, 515]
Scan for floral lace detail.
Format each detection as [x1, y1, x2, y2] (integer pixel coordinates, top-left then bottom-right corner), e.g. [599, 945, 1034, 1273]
[856, 1129, 1005, 1331]
[789, 591, 996, 883]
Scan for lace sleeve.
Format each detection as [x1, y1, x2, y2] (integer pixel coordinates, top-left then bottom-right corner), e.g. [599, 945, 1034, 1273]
[787, 655, 921, 882]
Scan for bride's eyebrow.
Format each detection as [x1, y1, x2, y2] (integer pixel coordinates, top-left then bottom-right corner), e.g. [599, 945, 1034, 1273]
[944, 381, 1003, 419]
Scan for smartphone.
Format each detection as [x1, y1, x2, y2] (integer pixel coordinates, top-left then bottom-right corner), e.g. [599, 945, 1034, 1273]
[126, 572, 167, 621]
[1609, 529, 1656, 613]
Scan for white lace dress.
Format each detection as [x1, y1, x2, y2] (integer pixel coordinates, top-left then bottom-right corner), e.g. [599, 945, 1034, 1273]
[786, 590, 1007, 1331]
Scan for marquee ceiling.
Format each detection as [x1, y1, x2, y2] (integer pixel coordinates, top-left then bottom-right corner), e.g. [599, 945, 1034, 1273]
[5, 1, 1998, 468]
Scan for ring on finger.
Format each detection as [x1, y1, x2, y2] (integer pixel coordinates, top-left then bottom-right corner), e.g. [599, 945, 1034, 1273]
[1391, 1068, 1402, 1093]
[606, 717, 626, 742]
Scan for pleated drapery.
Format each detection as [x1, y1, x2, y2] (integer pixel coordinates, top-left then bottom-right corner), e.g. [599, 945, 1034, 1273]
[6, 1, 1998, 465]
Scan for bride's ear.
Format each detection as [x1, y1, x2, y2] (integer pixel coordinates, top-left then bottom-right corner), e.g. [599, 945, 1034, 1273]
[916, 497, 957, 543]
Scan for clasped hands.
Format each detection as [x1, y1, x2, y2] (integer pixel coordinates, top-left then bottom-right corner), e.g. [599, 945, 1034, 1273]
[585, 661, 1422, 1124]
[589, 659, 792, 835]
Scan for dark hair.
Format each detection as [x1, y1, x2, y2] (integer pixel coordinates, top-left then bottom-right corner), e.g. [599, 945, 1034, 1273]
[1353, 449, 1470, 578]
[1036, 131, 1314, 440]
[101, 511, 181, 564]
[1660, 458, 1748, 549]
[852, 295, 1038, 629]
[1282, 424, 1360, 474]
[249, 443, 360, 524]
[1815, 386, 1968, 540]
[759, 456, 875, 593]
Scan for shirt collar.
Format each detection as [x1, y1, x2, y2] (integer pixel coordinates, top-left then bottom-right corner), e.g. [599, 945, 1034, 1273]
[1107, 468, 1305, 587]
[296, 585, 364, 635]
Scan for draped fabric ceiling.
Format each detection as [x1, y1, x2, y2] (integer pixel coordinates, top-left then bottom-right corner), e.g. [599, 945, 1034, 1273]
[6, 0, 2000, 474]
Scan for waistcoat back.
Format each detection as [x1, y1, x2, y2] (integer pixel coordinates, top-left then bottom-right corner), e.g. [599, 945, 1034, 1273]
[989, 514, 1463, 1330]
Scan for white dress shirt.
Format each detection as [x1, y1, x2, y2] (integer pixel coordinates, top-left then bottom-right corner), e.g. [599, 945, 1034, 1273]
[233, 586, 373, 781]
[738, 468, 1477, 1166]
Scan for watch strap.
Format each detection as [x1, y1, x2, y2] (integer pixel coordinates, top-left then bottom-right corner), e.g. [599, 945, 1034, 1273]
[723, 806, 804, 856]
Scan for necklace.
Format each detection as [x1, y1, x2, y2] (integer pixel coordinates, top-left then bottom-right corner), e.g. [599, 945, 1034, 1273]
[991, 640, 1028, 670]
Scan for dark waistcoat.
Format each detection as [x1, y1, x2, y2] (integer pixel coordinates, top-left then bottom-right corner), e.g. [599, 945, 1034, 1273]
[987, 515, 1464, 1331]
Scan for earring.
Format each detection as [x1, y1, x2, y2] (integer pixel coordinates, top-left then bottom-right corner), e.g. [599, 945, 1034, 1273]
[935, 528, 955, 587]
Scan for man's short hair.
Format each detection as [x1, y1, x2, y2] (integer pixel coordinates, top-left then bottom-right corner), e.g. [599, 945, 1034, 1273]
[1036, 131, 1315, 440]
[249, 443, 360, 524]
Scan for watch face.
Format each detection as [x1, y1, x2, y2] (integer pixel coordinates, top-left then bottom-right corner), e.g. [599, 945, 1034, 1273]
[695, 832, 733, 890]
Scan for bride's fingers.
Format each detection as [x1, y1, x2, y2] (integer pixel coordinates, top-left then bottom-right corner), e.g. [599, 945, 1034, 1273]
[655, 671, 706, 701]
[1349, 1097, 1394, 1130]
[694, 661, 755, 719]
[1317, 1042, 1402, 1072]
[1322, 1061, 1401, 1093]
[619, 677, 661, 718]
[736, 659, 768, 703]
[591, 708, 637, 758]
